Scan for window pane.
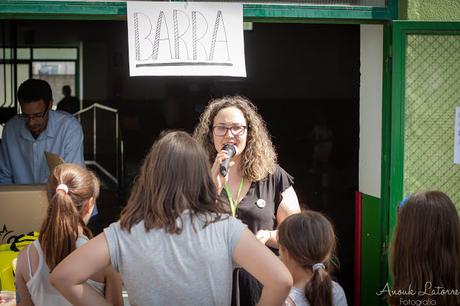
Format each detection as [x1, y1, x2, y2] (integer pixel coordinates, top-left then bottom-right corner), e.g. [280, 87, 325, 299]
[33, 48, 78, 60]
[32, 61, 76, 106]
[0, 64, 14, 107]
[32, 61, 75, 75]
[0, 48, 31, 60]
[0, 49, 12, 60]
[0, 64, 30, 108]
[17, 48, 31, 60]
[17, 63, 30, 96]
[16, 64, 30, 112]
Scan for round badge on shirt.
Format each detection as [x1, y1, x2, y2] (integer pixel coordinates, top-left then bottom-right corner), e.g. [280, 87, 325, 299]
[256, 199, 266, 208]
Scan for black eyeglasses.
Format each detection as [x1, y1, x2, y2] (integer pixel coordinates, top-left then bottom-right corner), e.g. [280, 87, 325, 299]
[20, 108, 49, 121]
[212, 125, 247, 137]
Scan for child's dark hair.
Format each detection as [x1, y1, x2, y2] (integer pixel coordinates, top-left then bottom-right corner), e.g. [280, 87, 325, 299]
[278, 210, 338, 306]
[390, 191, 460, 306]
[39, 163, 99, 270]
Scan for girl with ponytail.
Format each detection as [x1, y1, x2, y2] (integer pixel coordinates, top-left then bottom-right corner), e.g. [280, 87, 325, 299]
[278, 210, 348, 306]
[15, 163, 122, 306]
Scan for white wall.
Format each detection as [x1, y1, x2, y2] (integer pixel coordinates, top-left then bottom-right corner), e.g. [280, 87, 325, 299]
[359, 25, 383, 197]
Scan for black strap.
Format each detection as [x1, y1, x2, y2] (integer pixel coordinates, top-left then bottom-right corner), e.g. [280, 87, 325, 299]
[8, 232, 37, 252]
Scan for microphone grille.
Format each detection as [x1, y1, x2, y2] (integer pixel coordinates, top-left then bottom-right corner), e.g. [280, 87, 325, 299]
[223, 144, 236, 154]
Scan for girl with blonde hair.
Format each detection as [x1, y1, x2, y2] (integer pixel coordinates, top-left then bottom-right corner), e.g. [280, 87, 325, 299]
[15, 163, 122, 306]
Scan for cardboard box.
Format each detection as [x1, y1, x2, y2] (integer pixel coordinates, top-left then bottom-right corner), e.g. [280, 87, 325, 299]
[0, 185, 48, 243]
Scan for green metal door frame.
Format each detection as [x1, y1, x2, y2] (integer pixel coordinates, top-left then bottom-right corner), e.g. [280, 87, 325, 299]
[356, 21, 393, 306]
[0, 0, 397, 21]
[377, 20, 392, 306]
[390, 21, 460, 236]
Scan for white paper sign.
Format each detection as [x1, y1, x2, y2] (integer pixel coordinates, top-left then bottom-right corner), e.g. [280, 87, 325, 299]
[127, 1, 246, 77]
[454, 107, 460, 164]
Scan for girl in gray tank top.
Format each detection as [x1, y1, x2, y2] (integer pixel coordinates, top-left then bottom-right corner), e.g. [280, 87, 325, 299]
[278, 210, 348, 306]
[50, 131, 293, 306]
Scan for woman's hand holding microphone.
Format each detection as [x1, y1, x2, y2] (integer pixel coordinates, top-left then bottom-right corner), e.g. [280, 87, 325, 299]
[212, 145, 236, 193]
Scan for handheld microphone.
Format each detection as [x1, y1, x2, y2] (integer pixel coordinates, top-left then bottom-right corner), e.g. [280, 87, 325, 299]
[220, 144, 236, 176]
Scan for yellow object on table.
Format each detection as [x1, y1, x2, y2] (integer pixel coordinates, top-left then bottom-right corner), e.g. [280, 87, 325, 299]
[0, 232, 39, 291]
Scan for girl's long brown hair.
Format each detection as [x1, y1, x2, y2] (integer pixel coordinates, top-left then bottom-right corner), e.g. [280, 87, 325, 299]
[120, 131, 227, 233]
[390, 191, 460, 306]
[278, 210, 338, 306]
[193, 96, 277, 182]
[39, 163, 99, 270]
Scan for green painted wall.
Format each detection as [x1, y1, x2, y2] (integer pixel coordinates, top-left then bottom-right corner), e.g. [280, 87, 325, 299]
[400, 0, 460, 21]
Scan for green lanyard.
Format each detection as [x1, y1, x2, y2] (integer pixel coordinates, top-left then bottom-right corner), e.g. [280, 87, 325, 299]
[224, 178, 244, 217]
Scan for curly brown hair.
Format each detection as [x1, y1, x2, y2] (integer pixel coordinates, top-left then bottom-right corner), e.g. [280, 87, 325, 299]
[193, 96, 276, 182]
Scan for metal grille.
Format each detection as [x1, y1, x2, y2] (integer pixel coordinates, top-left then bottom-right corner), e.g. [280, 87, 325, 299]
[404, 34, 460, 211]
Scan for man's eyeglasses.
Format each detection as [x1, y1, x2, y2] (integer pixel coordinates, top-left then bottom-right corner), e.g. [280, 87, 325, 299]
[19, 109, 49, 121]
[212, 125, 247, 137]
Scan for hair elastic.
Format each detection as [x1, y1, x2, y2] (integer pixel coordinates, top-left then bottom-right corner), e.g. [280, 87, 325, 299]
[399, 194, 412, 209]
[56, 184, 69, 194]
[312, 263, 325, 272]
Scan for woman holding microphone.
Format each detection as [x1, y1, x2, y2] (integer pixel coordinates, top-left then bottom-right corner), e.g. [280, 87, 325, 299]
[194, 96, 301, 306]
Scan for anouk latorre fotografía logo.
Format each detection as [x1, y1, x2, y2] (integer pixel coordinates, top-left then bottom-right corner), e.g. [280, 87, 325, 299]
[376, 282, 460, 305]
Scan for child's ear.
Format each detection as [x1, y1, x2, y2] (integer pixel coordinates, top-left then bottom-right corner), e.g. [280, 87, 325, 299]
[83, 197, 95, 215]
[279, 245, 291, 261]
[284, 248, 292, 261]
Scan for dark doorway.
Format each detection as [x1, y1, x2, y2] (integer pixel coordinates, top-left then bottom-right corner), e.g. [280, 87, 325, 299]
[120, 23, 359, 302]
[118, 22, 359, 304]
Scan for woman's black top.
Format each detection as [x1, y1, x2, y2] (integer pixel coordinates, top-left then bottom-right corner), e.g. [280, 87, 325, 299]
[220, 164, 294, 306]
[220, 164, 294, 234]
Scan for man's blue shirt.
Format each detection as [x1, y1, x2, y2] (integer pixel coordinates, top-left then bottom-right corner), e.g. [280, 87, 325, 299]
[0, 110, 85, 184]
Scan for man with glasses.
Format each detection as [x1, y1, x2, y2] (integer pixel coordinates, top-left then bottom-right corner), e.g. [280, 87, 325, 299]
[0, 79, 85, 184]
